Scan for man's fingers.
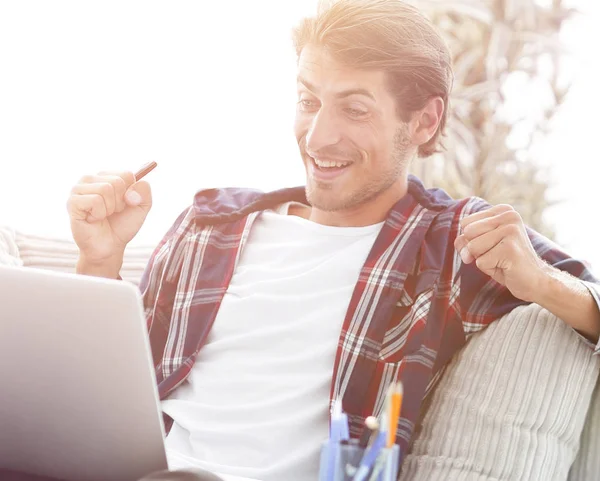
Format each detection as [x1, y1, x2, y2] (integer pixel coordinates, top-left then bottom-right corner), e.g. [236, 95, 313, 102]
[95, 171, 136, 187]
[81, 171, 135, 197]
[71, 183, 117, 217]
[456, 206, 523, 256]
[67, 194, 107, 223]
[462, 209, 522, 241]
[459, 223, 521, 265]
[68, 170, 151, 226]
[100, 175, 127, 212]
[475, 250, 502, 277]
[460, 204, 513, 229]
[464, 226, 508, 260]
[73, 175, 133, 214]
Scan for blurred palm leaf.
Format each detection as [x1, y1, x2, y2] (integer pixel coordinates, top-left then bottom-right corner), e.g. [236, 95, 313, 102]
[410, 0, 575, 239]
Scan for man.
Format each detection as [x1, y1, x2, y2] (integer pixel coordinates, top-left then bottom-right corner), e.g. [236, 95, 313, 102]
[15, 1, 600, 480]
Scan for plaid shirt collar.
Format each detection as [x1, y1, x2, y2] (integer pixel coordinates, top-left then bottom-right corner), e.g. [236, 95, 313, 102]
[190, 175, 454, 225]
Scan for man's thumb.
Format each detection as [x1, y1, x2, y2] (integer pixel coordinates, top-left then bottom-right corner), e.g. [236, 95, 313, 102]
[125, 181, 152, 209]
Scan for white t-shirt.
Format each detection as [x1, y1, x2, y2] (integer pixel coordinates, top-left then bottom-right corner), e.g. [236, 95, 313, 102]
[161, 202, 383, 481]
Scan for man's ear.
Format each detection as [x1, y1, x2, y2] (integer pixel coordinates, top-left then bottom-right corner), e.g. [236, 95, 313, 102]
[409, 96, 444, 147]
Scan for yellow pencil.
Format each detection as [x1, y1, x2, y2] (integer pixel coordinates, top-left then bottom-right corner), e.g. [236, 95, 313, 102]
[387, 381, 403, 447]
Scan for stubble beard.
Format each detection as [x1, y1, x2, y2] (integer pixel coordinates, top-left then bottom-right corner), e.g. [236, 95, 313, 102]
[306, 126, 413, 212]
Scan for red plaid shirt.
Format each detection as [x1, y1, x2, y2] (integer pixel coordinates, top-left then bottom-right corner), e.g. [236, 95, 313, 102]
[140, 175, 600, 464]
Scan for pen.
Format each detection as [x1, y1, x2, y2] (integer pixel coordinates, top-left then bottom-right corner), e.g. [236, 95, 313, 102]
[366, 450, 389, 481]
[327, 399, 350, 481]
[331, 399, 350, 441]
[352, 428, 387, 481]
[387, 382, 403, 447]
[345, 416, 379, 477]
[134, 161, 158, 181]
[359, 416, 379, 449]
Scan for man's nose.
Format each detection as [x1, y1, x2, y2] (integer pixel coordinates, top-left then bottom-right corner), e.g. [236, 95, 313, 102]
[305, 108, 342, 154]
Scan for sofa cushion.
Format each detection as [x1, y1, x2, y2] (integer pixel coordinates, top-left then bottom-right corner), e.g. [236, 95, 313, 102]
[14, 232, 153, 286]
[399, 303, 600, 481]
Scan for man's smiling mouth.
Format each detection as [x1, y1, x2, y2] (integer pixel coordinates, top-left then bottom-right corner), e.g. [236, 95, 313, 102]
[308, 156, 354, 181]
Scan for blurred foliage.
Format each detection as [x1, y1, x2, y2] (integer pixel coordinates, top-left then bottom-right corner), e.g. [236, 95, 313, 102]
[410, 0, 576, 239]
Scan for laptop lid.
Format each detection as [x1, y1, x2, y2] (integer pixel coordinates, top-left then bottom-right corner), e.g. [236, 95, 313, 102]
[0, 265, 168, 481]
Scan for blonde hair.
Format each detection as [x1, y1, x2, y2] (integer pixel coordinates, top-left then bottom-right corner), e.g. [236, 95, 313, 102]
[292, 0, 453, 158]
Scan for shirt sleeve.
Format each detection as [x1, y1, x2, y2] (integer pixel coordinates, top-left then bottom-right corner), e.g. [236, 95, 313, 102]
[580, 281, 600, 353]
[456, 197, 600, 353]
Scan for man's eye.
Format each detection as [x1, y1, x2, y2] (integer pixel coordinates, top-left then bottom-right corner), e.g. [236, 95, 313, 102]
[298, 99, 319, 111]
[345, 107, 368, 118]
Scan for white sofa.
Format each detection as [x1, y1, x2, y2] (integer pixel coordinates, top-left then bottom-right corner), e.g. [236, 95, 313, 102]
[1, 226, 598, 480]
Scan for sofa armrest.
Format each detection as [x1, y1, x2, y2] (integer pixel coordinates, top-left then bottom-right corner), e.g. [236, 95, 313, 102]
[0, 226, 23, 267]
[400, 303, 600, 481]
[14, 231, 153, 286]
[568, 379, 600, 480]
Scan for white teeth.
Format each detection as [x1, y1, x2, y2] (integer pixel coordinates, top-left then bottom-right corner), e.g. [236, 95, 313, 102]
[313, 158, 351, 168]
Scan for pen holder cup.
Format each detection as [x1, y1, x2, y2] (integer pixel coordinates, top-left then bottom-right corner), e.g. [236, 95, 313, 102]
[318, 439, 400, 481]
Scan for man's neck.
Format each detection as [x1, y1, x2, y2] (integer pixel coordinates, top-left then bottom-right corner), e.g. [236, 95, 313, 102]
[290, 180, 409, 227]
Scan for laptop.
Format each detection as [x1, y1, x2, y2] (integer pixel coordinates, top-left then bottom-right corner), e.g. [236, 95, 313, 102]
[0, 264, 168, 481]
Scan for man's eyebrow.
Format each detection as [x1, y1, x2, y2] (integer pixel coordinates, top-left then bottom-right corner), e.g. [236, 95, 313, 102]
[297, 76, 376, 102]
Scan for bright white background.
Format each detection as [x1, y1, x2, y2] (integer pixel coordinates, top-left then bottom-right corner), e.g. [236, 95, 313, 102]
[0, 1, 599, 268]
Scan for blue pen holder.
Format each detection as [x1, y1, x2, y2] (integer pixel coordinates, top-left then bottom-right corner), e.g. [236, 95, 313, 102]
[318, 439, 400, 481]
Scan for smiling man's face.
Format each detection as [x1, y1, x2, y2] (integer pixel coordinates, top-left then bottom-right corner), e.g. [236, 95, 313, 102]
[294, 45, 415, 220]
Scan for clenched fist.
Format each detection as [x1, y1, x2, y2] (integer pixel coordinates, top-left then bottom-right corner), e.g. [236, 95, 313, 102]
[67, 169, 153, 278]
[454, 204, 547, 303]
